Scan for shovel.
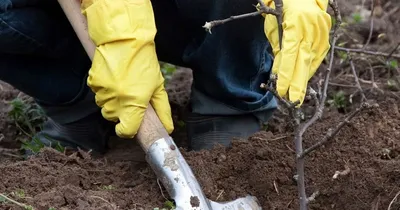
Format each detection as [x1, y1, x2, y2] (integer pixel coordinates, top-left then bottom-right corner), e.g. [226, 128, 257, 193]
[57, 1, 262, 209]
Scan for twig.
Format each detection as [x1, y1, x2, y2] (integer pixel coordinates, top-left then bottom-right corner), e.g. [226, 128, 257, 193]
[292, 37, 339, 144]
[202, 11, 264, 33]
[329, 82, 358, 88]
[202, 0, 284, 49]
[216, 190, 224, 201]
[0, 193, 34, 210]
[299, 102, 372, 158]
[257, 0, 281, 16]
[332, 163, 351, 179]
[157, 179, 168, 201]
[294, 127, 307, 210]
[271, 0, 283, 48]
[348, 53, 367, 101]
[260, 82, 299, 109]
[202, 1, 280, 34]
[335, 46, 400, 59]
[320, 35, 339, 104]
[342, 74, 377, 85]
[89, 195, 117, 210]
[14, 121, 33, 138]
[273, 180, 280, 195]
[364, 60, 381, 92]
[329, 0, 342, 35]
[0, 149, 22, 159]
[386, 42, 400, 61]
[372, 195, 380, 210]
[269, 135, 289, 141]
[362, 0, 375, 49]
[387, 191, 400, 210]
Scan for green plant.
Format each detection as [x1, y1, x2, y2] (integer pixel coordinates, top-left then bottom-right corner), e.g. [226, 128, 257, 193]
[21, 136, 65, 154]
[101, 185, 114, 190]
[337, 51, 348, 64]
[0, 193, 34, 210]
[164, 200, 175, 209]
[176, 120, 185, 128]
[7, 97, 65, 154]
[151, 199, 176, 210]
[327, 91, 347, 111]
[351, 12, 362, 23]
[7, 97, 46, 137]
[387, 59, 398, 69]
[11, 189, 25, 199]
[160, 62, 177, 83]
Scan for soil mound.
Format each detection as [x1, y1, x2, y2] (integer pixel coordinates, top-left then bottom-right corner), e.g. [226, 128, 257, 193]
[1, 97, 400, 210]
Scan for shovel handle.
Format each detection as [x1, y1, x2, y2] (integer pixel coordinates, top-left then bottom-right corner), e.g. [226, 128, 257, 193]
[57, 0, 170, 152]
[57, 0, 95, 60]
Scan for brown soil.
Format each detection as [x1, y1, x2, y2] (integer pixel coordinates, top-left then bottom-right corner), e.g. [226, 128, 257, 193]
[1, 96, 400, 210]
[1, 0, 400, 209]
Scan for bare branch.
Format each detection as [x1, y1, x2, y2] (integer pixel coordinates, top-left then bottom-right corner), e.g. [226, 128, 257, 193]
[388, 191, 400, 210]
[386, 42, 400, 61]
[329, 0, 342, 35]
[257, 0, 280, 16]
[272, 0, 284, 49]
[0, 193, 34, 210]
[321, 35, 339, 103]
[299, 102, 374, 159]
[202, 11, 264, 33]
[362, 0, 375, 49]
[202, 1, 280, 34]
[348, 53, 367, 101]
[295, 36, 339, 141]
[335, 46, 400, 59]
[260, 82, 299, 109]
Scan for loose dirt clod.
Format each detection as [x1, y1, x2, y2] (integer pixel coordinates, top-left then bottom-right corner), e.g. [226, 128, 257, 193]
[190, 196, 200, 207]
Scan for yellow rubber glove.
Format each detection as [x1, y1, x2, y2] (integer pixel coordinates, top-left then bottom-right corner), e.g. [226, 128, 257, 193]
[81, 0, 174, 138]
[262, 0, 332, 105]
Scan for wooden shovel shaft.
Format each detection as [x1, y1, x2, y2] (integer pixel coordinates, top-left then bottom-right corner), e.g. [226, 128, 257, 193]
[57, 0, 170, 152]
[57, 0, 95, 60]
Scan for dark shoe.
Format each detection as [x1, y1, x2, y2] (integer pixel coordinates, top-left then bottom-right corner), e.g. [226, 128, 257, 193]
[23, 91, 115, 157]
[184, 112, 262, 151]
[25, 111, 114, 156]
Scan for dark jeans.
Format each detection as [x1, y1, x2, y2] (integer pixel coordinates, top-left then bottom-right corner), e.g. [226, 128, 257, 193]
[0, 0, 277, 123]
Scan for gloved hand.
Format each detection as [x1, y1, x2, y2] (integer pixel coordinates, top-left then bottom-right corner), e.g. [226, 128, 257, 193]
[81, 0, 174, 138]
[262, 0, 332, 105]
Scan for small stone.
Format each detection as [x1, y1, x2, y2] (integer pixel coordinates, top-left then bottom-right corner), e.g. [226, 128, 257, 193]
[217, 154, 227, 162]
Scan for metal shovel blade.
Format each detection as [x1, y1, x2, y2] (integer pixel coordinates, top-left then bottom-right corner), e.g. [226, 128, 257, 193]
[146, 136, 262, 210]
[209, 196, 262, 210]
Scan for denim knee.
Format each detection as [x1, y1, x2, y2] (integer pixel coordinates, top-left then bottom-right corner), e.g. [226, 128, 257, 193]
[0, 0, 53, 13]
[173, 0, 277, 119]
[0, 2, 92, 106]
[0, 0, 78, 56]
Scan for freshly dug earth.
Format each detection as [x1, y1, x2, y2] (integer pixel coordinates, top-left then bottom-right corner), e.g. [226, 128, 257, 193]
[1, 96, 400, 210]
